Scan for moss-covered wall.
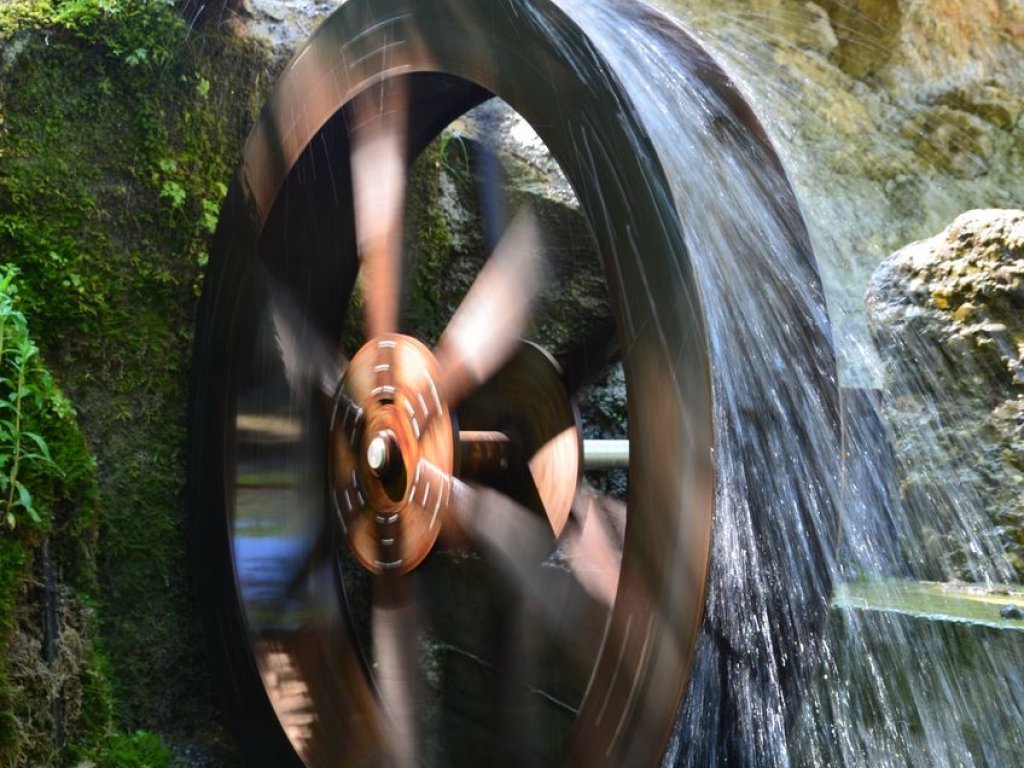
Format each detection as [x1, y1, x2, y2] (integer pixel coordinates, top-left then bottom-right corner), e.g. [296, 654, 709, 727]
[0, 267, 114, 766]
[0, 0, 275, 760]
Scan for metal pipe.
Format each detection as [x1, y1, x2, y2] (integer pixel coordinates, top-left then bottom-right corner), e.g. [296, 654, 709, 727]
[583, 439, 629, 470]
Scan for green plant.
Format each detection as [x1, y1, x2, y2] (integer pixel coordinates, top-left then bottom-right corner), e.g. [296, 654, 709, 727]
[0, 266, 105, 767]
[195, 74, 210, 99]
[159, 179, 186, 209]
[200, 181, 227, 235]
[0, 0, 270, 752]
[438, 128, 472, 182]
[82, 728, 174, 768]
[124, 47, 148, 67]
[0, 267, 60, 530]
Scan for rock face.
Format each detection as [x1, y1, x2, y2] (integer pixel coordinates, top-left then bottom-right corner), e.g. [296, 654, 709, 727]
[1, 3, 272, 759]
[659, 0, 1024, 386]
[244, 0, 343, 52]
[867, 210, 1024, 580]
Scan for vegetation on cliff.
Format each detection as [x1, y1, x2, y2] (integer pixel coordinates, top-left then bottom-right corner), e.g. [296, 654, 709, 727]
[0, 266, 117, 765]
[0, 0, 274, 761]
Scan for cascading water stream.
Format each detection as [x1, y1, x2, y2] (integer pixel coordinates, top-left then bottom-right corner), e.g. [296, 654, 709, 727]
[552, 1, 1023, 765]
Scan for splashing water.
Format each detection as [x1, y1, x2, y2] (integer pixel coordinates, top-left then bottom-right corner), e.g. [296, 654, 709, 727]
[553, 0, 1023, 766]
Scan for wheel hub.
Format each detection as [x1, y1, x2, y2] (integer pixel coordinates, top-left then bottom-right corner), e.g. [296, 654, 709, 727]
[365, 432, 395, 478]
[330, 334, 455, 575]
[458, 342, 581, 538]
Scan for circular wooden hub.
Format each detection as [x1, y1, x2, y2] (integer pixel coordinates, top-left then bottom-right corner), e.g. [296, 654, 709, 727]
[329, 334, 454, 574]
[458, 342, 581, 538]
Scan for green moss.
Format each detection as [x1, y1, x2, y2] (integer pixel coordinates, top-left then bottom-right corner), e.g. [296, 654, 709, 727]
[403, 138, 463, 346]
[0, 0, 274, 755]
[0, 268, 116, 765]
[79, 728, 175, 768]
[0, 538, 29, 751]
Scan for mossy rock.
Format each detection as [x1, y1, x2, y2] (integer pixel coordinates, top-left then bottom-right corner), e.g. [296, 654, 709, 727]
[0, 266, 117, 766]
[1, 0, 274, 758]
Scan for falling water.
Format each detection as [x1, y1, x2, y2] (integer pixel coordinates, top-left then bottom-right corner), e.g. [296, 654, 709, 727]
[545, 0, 1023, 766]
[227, 0, 1022, 764]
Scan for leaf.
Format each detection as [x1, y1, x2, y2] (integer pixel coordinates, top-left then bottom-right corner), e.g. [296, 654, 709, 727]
[160, 181, 186, 209]
[18, 337, 37, 360]
[200, 198, 220, 234]
[21, 431, 52, 462]
[15, 482, 40, 523]
[125, 48, 148, 67]
[22, 454, 60, 474]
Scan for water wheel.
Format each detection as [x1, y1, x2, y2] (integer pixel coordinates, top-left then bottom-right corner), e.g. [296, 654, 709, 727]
[188, 0, 840, 765]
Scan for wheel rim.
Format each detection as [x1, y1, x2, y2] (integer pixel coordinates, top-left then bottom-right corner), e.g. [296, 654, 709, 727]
[186, 1, 836, 766]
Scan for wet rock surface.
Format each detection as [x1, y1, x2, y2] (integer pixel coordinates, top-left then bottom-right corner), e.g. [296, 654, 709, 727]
[798, 603, 1024, 766]
[867, 209, 1024, 579]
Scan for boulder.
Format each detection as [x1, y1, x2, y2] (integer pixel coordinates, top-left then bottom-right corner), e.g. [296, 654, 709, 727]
[867, 209, 1024, 580]
[1000, 603, 1023, 620]
[661, 0, 1024, 386]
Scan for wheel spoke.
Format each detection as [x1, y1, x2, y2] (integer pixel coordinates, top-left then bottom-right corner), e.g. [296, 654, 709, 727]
[435, 208, 545, 407]
[447, 476, 556, 570]
[372, 573, 421, 768]
[448, 476, 613, 615]
[350, 78, 409, 338]
[471, 112, 505, 254]
[557, 315, 619, 396]
[268, 274, 348, 400]
[562, 484, 624, 609]
[446, 477, 613, 670]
